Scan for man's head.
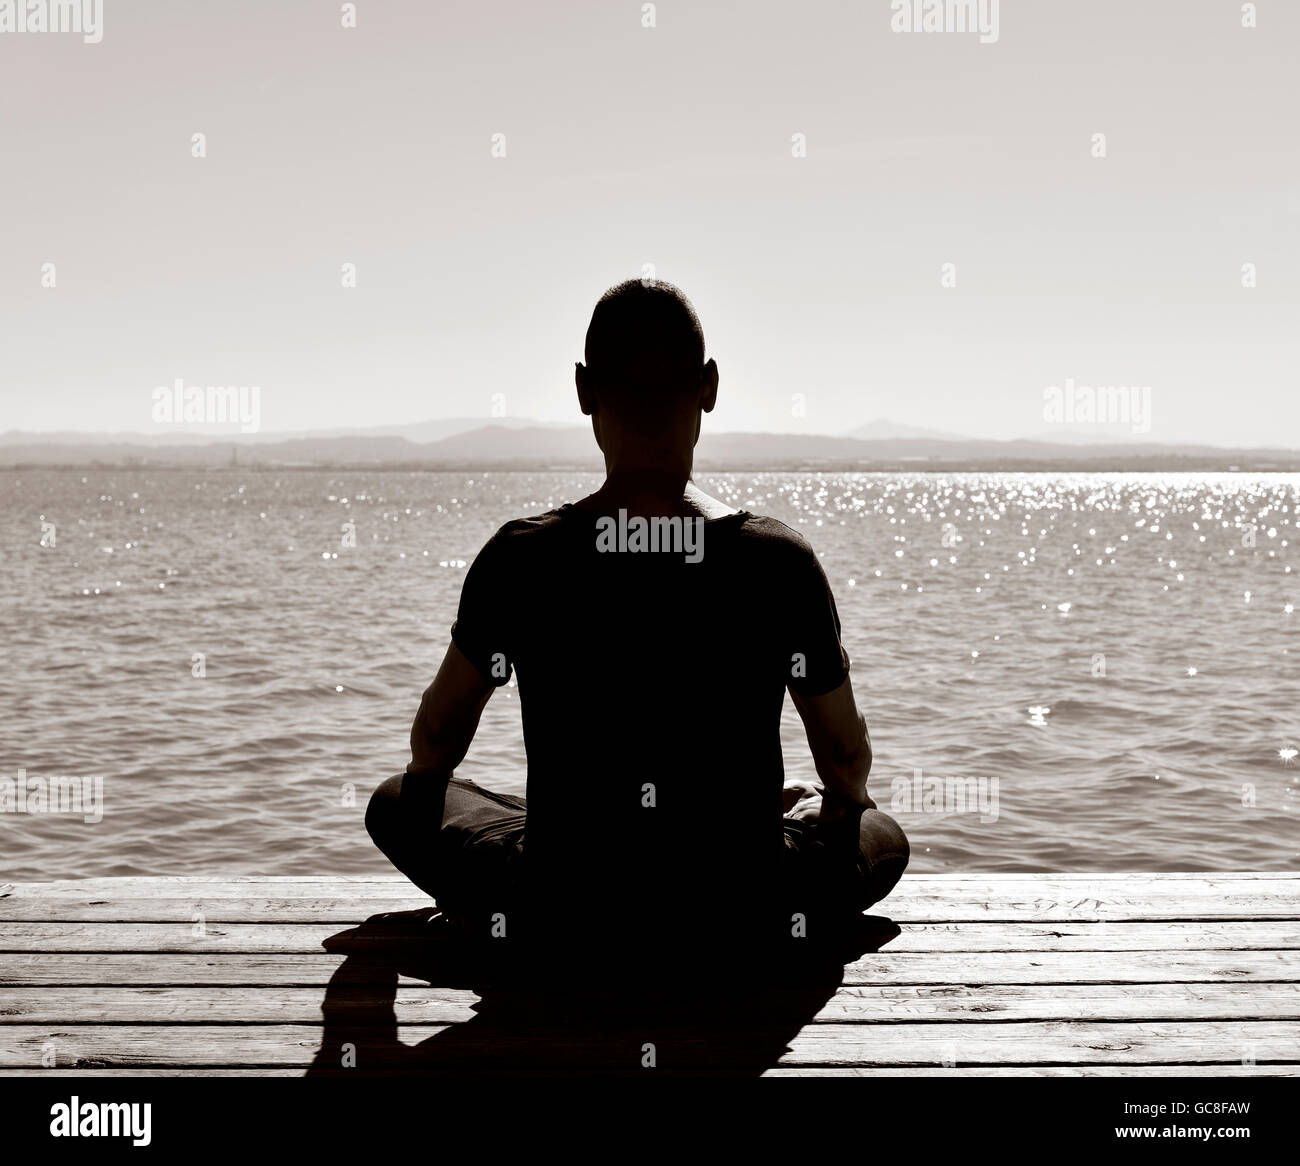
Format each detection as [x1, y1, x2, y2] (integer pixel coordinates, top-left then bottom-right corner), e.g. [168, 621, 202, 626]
[575, 279, 718, 473]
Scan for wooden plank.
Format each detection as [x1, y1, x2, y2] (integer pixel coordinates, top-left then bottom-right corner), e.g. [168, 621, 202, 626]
[4, 892, 1298, 923]
[3, 875, 1297, 926]
[0, 899, 434, 924]
[761, 1065, 1300, 1077]
[2, 949, 1296, 987]
[2, 1021, 1296, 1068]
[2, 1066, 1294, 1079]
[2, 1065, 1295, 1078]
[7, 872, 1298, 895]
[0, 986, 467, 1026]
[0, 1069, 316, 1077]
[0, 879, 418, 898]
[8, 874, 1298, 894]
[3, 919, 1297, 953]
[2, 982, 1297, 1026]
[819, 982, 1300, 1022]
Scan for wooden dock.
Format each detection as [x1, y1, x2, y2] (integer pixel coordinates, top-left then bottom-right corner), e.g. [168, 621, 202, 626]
[1, 873, 1297, 1076]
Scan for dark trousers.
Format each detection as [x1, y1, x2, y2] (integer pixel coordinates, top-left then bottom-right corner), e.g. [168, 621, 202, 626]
[366, 772, 910, 949]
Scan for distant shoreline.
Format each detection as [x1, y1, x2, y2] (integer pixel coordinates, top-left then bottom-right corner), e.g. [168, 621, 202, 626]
[4, 423, 1296, 474]
[4, 458, 1299, 474]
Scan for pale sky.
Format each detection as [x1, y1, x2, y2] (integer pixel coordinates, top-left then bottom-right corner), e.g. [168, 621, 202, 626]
[1, 0, 1296, 445]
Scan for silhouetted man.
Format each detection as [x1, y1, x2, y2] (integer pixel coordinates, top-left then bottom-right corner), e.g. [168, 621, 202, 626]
[367, 279, 908, 986]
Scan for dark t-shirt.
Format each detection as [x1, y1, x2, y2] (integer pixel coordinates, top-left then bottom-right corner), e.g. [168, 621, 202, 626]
[450, 502, 850, 961]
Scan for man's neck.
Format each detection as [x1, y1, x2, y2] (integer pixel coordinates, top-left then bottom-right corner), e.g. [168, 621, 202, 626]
[581, 474, 738, 520]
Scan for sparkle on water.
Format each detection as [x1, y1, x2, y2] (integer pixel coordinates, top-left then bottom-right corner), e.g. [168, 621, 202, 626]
[2, 469, 1296, 876]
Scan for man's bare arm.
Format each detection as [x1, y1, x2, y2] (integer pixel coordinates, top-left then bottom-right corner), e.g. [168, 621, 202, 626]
[407, 642, 497, 778]
[789, 675, 875, 845]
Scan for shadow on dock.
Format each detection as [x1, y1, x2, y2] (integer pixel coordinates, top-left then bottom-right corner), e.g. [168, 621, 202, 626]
[306, 909, 900, 1077]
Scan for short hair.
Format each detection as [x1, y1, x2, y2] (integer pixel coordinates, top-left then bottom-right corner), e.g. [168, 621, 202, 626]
[583, 279, 706, 395]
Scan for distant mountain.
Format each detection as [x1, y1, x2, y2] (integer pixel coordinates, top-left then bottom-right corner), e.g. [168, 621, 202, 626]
[842, 418, 970, 442]
[416, 425, 594, 462]
[0, 416, 571, 447]
[3, 424, 1298, 471]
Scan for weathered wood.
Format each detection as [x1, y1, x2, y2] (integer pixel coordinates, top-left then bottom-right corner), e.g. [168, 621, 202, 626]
[2, 982, 1297, 1026]
[3, 875, 1296, 923]
[7, 896, 1298, 924]
[0, 899, 434, 923]
[761, 1065, 1300, 1077]
[2, 948, 1295, 987]
[3, 1021, 1296, 1069]
[2, 919, 1296, 953]
[8, 872, 1297, 895]
[2, 1065, 1294, 1077]
[1, 874, 1295, 1076]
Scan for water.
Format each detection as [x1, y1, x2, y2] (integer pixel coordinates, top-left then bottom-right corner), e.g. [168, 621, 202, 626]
[2, 469, 1297, 879]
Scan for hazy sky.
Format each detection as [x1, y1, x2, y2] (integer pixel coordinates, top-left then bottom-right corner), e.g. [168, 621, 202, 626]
[1, 0, 1296, 444]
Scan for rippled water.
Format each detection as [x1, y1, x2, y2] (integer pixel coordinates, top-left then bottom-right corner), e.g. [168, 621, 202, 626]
[2, 469, 1297, 879]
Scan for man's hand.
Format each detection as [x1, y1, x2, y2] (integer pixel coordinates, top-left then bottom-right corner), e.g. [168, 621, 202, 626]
[783, 765, 876, 856]
[782, 779, 824, 821]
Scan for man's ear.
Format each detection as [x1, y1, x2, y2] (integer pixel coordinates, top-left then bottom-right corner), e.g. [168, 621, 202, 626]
[700, 359, 719, 413]
[575, 362, 595, 417]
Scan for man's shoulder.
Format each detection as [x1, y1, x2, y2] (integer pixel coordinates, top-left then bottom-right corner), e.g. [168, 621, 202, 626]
[478, 506, 824, 568]
[728, 514, 841, 594]
[472, 507, 575, 561]
[732, 512, 821, 559]
[487, 506, 573, 542]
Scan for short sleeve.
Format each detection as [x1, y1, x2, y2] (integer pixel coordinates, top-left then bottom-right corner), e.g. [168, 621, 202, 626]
[449, 527, 515, 687]
[784, 542, 851, 697]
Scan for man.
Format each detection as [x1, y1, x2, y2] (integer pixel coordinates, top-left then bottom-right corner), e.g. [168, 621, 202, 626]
[367, 279, 908, 984]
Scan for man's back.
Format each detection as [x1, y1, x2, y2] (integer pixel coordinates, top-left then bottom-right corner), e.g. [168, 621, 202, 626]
[367, 279, 904, 990]
[449, 501, 852, 959]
